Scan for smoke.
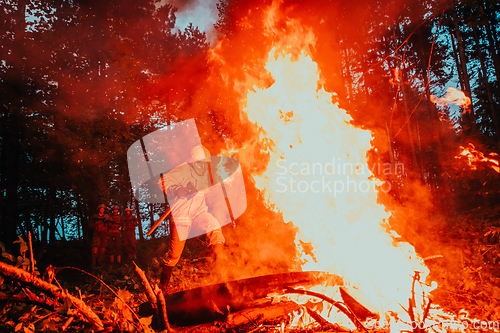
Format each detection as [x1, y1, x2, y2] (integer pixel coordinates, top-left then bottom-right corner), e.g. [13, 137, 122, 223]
[153, 0, 465, 284]
[158, 0, 220, 45]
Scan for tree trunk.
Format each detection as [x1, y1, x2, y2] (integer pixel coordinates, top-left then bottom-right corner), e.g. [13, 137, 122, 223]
[77, 194, 83, 240]
[60, 217, 66, 241]
[452, 11, 476, 133]
[418, 33, 431, 99]
[484, 21, 500, 85]
[0, 107, 5, 240]
[2, 109, 21, 248]
[40, 189, 48, 246]
[401, 80, 423, 182]
[148, 203, 155, 238]
[482, 3, 500, 84]
[1, 0, 28, 249]
[473, 23, 500, 141]
[132, 188, 144, 241]
[448, 26, 466, 93]
[385, 123, 401, 201]
[48, 186, 57, 243]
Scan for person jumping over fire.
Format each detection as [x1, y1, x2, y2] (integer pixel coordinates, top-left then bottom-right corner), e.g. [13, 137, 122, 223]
[158, 145, 226, 294]
[122, 207, 139, 261]
[108, 205, 123, 266]
[89, 204, 110, 267]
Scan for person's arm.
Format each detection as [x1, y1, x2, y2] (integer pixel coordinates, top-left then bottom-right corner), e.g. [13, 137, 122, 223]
[159, 164, 192, 198]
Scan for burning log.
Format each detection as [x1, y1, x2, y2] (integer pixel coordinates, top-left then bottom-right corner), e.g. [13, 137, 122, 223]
[0, 261, 104, 330]
[339, 286, 379, 322]
[164, 271, 341, 326]
[226, 300, 301, 327]
[174, 300, 301, 333]
[283, 286, 369, 332]
[304, 305, 338, 330]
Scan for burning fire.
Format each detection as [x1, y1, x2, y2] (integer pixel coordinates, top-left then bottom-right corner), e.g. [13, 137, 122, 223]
[430, 87, 471, 113]
[456, 143, 500, 173]
[212, 1, 468, 331]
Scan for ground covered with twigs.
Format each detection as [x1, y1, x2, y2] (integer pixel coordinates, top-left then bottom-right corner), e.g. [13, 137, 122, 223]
[1, 211, 500, 333]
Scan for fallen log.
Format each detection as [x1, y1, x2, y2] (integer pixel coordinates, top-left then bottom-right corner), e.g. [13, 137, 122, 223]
[226, 300, 301, 327]
[0, 261, 104, 331]
[164, 271, 342, 326]
[175, 300, 302, 333]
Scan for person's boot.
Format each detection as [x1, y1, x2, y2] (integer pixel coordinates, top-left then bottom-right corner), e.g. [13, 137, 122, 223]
[159, 264, 173, 295]
[117, 255, 121, 265]
[210, 243, 226, 283]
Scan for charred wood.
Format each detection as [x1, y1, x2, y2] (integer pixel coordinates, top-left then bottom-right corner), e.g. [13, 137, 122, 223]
[339, 287, 378, 322]
[165, 271, 341, 327]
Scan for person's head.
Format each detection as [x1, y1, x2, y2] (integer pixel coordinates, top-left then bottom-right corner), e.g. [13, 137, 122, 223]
[98, 204, 106, 214]
[125, 208, 131, 215]
[188, 145, 210, 163]
[113, 205, 120, 215]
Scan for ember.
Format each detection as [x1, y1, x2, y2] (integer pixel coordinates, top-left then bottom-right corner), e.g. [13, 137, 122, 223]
[431, 87, 472, 112]
[456, 143, 500, 173]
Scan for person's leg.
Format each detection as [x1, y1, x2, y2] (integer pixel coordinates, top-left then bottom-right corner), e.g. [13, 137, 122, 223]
[91, 246, 98, 267]
[99, 247, 106, 266]
[115, 234, 122, 265]
[91, 235, 99, 267]
[109, 235, 115, 264]
[193, 212, 226, 282]
[192, 212, 225, 245]
[124, 232, 134, 260]
[100, 234, 109, 266]
[160, 221, 190, 293]
[129, 233, 137, 260]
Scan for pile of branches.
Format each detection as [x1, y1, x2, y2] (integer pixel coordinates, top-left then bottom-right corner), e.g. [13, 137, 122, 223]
[0, 259, 351, 333]
[0, 236, 440, 333]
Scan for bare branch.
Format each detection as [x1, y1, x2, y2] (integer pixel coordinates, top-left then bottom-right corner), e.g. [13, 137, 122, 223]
[0, 261, 104, 330]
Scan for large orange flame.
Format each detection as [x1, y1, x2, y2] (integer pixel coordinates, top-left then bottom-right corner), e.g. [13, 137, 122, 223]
[211, 2, 468, 331]
[229, 8, 435, 330]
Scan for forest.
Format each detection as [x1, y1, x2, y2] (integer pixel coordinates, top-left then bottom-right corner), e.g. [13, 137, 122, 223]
[1, 0, 500, 332]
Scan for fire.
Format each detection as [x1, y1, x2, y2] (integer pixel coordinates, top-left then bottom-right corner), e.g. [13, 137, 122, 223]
[225, 4, 434, 332]
[430, 87, 472, 113]
[456, 143, 500, 173]
[210, 1, 469, 331]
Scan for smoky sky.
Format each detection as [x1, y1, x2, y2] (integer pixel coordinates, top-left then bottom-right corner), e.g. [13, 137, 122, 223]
[158, 0, 219, 45]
